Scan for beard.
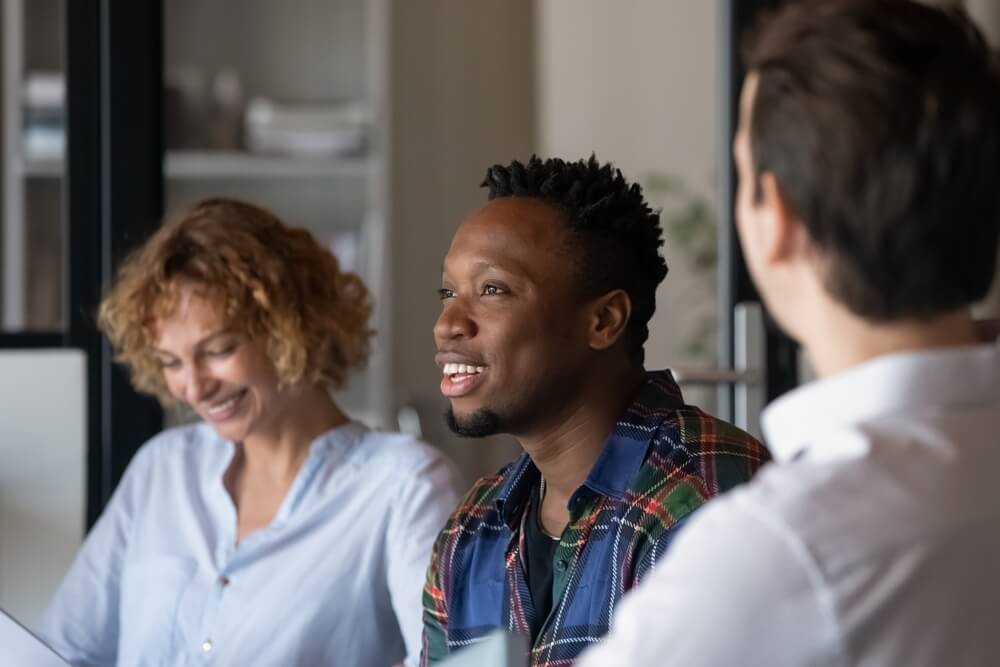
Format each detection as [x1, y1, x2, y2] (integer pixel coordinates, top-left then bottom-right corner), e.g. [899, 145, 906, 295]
[443, 357, 586, 439]
[444, 407, 505, 438]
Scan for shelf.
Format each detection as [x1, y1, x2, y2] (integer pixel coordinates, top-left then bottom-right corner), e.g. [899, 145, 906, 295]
[20, 157, 62, 177]
[19, 150, 370, 180]
[166, 150, 370, 179]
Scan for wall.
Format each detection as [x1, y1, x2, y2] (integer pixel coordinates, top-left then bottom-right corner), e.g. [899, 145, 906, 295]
[535, 0, 721, 396]
[385, 0, 1000, 486]
[389, 1, 536, 485]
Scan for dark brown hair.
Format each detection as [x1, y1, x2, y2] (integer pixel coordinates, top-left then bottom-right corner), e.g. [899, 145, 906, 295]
[745, 0, 1000, 320]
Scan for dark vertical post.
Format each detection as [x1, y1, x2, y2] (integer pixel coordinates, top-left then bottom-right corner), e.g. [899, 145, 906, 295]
[66, 0, 164, 528]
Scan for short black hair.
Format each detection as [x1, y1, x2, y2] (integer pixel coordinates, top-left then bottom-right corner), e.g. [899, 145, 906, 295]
[482, 155, 668, 365]
[745, 0, 1000, 320]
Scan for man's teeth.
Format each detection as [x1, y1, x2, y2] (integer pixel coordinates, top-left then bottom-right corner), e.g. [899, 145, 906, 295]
[442, 363, 486, 376]
[207, 393, 242, 414]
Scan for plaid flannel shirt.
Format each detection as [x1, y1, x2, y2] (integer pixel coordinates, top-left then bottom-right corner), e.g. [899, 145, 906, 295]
[420, 370, 769, 666]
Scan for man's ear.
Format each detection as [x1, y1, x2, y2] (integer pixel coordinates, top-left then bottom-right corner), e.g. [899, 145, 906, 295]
[588, 289, 632, 351]
[759, 172, 805, 265]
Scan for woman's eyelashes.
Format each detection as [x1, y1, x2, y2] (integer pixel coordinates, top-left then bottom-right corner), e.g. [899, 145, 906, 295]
[156, 339, 238, 370]
[205, 342, 238, 358]
[157, 356, 181, 370]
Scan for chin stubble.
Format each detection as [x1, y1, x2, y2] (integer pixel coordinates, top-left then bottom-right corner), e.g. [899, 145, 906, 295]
[444, 407, 504, 438]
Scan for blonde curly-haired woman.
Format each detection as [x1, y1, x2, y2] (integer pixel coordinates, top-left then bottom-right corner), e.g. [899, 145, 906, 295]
[38, 198, 456, 667]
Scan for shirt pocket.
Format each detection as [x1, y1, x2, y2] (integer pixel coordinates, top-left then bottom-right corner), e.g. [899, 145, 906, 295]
[452, 577, 506, 630]
[119, 554, 197, 666]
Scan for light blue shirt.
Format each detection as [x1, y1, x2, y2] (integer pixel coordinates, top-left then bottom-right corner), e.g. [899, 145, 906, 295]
[37, 420, 458, 667]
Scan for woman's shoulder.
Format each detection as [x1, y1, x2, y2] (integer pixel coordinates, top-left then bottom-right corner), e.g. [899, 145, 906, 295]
[126, 421, 222, 473]
[345, 427, 458, 524]
[338, 424, 451, 484]
[143, 420, 216, 451]
[350, 426, 446, 467]
[102, 423, 223, 513]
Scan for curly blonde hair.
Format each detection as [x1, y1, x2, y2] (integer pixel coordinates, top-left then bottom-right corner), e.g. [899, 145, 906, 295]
[98, 197, 372, 404]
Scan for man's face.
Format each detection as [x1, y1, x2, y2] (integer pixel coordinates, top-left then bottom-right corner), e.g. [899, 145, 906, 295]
[434, 197, 592, 438]
[735, 73, 807, 338]
[734, 74, 768, 292]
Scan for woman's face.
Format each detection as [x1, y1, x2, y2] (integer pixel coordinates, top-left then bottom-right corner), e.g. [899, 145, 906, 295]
[152, 284, 285, 444]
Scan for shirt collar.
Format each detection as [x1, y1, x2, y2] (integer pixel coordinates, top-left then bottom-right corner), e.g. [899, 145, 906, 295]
[495, 369, 686, 527]
[762, 340, 999, 463]
[207, 420, 367, 507]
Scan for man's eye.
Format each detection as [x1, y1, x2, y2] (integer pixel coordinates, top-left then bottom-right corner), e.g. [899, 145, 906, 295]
[481, 284, 504, 296]
[438, 288, 455, 300]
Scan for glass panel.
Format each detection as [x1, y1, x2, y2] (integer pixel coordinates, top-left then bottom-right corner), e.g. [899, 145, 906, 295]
[2, 0, 66, 331]
[162, 0, 383, 425]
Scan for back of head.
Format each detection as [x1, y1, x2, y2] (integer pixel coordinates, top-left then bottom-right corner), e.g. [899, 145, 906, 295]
[745, 0, 1000, 320]
[481, 155, 668, 366]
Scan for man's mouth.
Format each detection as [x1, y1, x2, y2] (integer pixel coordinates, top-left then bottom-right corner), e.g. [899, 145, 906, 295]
[440, 363, 487, 398]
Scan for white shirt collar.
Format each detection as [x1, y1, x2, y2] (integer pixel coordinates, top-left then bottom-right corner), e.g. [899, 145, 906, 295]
[762, 340, 999, 463]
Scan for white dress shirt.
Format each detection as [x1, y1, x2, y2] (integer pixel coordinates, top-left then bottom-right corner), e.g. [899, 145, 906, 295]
[579, 340, 1000, 667]
[37, 420, 458, 667]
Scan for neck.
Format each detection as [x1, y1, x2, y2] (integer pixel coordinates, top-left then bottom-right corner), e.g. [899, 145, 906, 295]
[802, 304, 981, 378]
[519, 365, 645, 503]
[240, 385, 348, 483]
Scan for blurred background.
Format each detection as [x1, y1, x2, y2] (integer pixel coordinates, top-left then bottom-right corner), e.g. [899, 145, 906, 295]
[0, 0, 997, 626]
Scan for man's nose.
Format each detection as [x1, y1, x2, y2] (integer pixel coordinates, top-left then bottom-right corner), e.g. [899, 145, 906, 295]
[434, 299, 477, 343]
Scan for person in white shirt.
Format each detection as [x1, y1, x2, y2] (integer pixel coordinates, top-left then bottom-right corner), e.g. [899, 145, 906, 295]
[579, 1, 1000, 665]
[37, 198, 458, 667]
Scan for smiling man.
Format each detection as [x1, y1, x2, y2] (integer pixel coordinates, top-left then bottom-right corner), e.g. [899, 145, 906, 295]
[420, 156, 769, 666]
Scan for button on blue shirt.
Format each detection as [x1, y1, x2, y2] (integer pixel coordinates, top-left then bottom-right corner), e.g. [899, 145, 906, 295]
[38, 421, 457, 667]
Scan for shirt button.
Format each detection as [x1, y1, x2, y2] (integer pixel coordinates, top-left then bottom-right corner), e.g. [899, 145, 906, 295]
[555, 559, 568, 572]
[202, 640, 213, 653]
[218, 575, 230, 587]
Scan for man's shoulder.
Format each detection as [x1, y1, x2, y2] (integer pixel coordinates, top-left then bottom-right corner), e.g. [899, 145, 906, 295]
[658, 403, 765, 449]
[629, 405, 770, 513]
[650, 404, 769, 467]
[632, 370, 769, 466]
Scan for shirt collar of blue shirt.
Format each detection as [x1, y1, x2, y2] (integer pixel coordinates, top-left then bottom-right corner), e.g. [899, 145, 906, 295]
[494, 369, 686, 529]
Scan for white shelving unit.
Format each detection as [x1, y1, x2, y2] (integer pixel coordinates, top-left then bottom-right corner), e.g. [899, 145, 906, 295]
[1, 0, 393, 427]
